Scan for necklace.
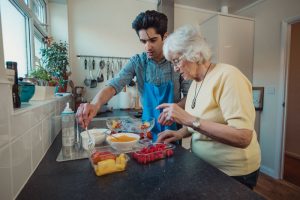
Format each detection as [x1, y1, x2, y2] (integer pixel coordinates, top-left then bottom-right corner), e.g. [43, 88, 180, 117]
[191, 63, 212, 109]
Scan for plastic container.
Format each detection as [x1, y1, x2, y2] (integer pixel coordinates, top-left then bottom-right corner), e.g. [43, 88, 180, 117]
[61, 102, 75, 147]
[131, 143, 175, 164]
[89, 147, 129, 176]
[80, 128, 107, 150]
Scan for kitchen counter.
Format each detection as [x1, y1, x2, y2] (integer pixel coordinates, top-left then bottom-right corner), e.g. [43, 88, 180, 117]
[16, 110, 264, 200]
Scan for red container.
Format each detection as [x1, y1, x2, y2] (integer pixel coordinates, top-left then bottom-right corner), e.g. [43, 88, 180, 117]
[131, 143, 175, 164]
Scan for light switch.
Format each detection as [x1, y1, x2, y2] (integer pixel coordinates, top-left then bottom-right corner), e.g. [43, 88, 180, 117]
[266, 87, 275, 95]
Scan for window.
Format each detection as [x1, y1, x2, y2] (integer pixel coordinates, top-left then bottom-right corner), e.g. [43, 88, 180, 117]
[0, 0, 29, 77]
[34, 29, 45, 60]
[32, 0, 46, 24]
[0, 0, 47, 77]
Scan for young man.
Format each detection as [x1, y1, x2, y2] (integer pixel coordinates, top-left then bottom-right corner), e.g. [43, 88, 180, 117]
[76, 10, 190, 141]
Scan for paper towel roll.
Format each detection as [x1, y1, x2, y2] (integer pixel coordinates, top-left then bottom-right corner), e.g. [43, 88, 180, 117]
[119, 91, 131, 109]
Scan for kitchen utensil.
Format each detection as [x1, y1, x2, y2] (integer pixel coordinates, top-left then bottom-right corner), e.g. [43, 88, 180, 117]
[111, 60, 115, 78]
[103, 129, 120, 140]
[92, 58, 95, 70]
[118, 60, 122, 71]
[97, 60, 105, 82]
[106, 60, 110, 80]
[89, 60, 97, 88]
[81, 128, 107, 150]
[75, 120, 81, 149]
[85, 127, 94, 151]
[84, 58, 91, 86]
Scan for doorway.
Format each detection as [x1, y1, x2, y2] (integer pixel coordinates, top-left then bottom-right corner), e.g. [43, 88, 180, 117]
[282, 21, 300, 187]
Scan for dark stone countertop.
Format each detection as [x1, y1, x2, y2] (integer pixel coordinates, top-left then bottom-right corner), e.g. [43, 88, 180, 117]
[17, 110, 264, 200]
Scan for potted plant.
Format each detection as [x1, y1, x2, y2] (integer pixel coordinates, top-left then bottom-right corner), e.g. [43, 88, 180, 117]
[40, 39, 71, 92]
[30, 65, 52, 86]
[28, 57, 57, 100]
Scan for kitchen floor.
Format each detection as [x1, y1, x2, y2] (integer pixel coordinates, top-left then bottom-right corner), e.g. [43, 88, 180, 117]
[181, 138, 300, 200]
[255, 173, 300, 200]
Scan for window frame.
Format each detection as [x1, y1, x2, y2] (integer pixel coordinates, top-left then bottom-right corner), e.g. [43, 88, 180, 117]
[1, 0, 48, 77]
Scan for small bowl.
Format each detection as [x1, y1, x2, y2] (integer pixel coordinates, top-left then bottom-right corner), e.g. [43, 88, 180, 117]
[18, 81, 35, 102]
[80, 128, 107, 150]
[106, 118, 124, 132]
[107, 133, 140, 152]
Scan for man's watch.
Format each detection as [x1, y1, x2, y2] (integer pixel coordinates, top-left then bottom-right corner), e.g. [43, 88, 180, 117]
[192, 117, 201, 129]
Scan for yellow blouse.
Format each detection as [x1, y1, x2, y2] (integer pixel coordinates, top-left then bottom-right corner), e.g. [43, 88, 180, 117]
[185, 63, 261, 176]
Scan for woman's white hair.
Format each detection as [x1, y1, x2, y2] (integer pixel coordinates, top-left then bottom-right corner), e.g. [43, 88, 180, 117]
[163, 24, 212, 63]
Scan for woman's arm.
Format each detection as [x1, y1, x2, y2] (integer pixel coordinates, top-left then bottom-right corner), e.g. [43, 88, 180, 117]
[157, 103, 253, 149]
[186, 117, 253, 149]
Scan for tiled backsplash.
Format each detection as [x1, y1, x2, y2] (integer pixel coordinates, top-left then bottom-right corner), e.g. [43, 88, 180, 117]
[0, 80, 71, 200]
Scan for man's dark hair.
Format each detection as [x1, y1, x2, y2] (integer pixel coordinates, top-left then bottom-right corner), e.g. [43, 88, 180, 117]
[132, 10, 168, 38]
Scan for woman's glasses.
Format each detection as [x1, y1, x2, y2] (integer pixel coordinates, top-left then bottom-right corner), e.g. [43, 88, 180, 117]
[171, 55, 185, 67]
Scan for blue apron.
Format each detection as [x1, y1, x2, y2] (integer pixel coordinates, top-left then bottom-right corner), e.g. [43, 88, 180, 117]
[141, 61, 177, 142]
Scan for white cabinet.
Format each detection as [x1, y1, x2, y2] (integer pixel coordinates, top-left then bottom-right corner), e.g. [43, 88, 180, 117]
[200, 14, 254, 81]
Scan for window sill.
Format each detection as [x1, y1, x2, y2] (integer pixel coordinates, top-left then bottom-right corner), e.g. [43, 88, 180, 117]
[12, 93, 72, 116]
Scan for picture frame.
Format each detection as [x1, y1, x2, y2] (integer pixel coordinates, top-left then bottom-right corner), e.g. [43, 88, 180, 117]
[252, 87, 264, 111]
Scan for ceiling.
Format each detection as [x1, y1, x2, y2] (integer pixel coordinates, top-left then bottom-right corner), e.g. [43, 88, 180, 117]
[174, 0, 262, 13]
[49, 0, 262, 14]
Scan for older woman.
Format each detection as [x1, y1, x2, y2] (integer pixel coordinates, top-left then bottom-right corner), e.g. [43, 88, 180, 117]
[156, 25, 261, 189]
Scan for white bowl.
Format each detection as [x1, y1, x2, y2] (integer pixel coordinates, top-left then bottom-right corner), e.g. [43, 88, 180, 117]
[80, 128, 107, 150]
[107, 133, 140, 152]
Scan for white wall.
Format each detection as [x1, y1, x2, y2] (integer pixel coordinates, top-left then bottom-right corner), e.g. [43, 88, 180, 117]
[174, 4, 214, 29]
[67, 0, 156, 106]
[0, 6, 6, 78]
[49, 2, 69, 43]
[236, 0, 300, 178]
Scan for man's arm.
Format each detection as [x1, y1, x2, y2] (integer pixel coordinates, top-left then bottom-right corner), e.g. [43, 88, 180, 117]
[91, 86, 116, 111]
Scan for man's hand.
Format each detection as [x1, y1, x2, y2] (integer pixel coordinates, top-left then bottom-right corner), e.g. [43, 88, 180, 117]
[157, 130, 183, 144]
[76, 103, 98, 128]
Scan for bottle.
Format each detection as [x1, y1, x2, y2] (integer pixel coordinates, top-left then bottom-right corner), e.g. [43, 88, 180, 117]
[61, 102, 75, 148]
[6, 61, 21, 108]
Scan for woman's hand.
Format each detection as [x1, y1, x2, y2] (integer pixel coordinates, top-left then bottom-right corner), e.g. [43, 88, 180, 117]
[157, 112, 174, 126]
[76, 103, 98, 128]
[156, 103, 194, 127]
[157, 130, 183, 144]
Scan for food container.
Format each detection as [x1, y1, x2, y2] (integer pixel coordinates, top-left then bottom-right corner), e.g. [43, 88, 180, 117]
[80, 128, 107, 150]
[90, 147, 129, 176]
[106, 133, 140, 152]
[131, 143, 175, 164]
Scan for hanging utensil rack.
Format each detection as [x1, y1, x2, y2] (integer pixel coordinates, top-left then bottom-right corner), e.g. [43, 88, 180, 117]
[77, 55, 130, 60]
[77, 55, 130, 84]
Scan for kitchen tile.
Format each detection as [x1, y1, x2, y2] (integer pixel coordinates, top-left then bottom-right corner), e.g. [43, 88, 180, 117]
[43, 102, 55, 117]
[0, 145, 12, 200]
[50, 112, 58, 143]
[42, 115, 52, 153]
[0, 84, 12, 148]
[55, 101, 60, 116]
[11, 111, 31, 140]
[31, 123, 43, 170]
[30, 106, 44, 127]
[51, 112, 61, 139]
[11, 132, 32, 197]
